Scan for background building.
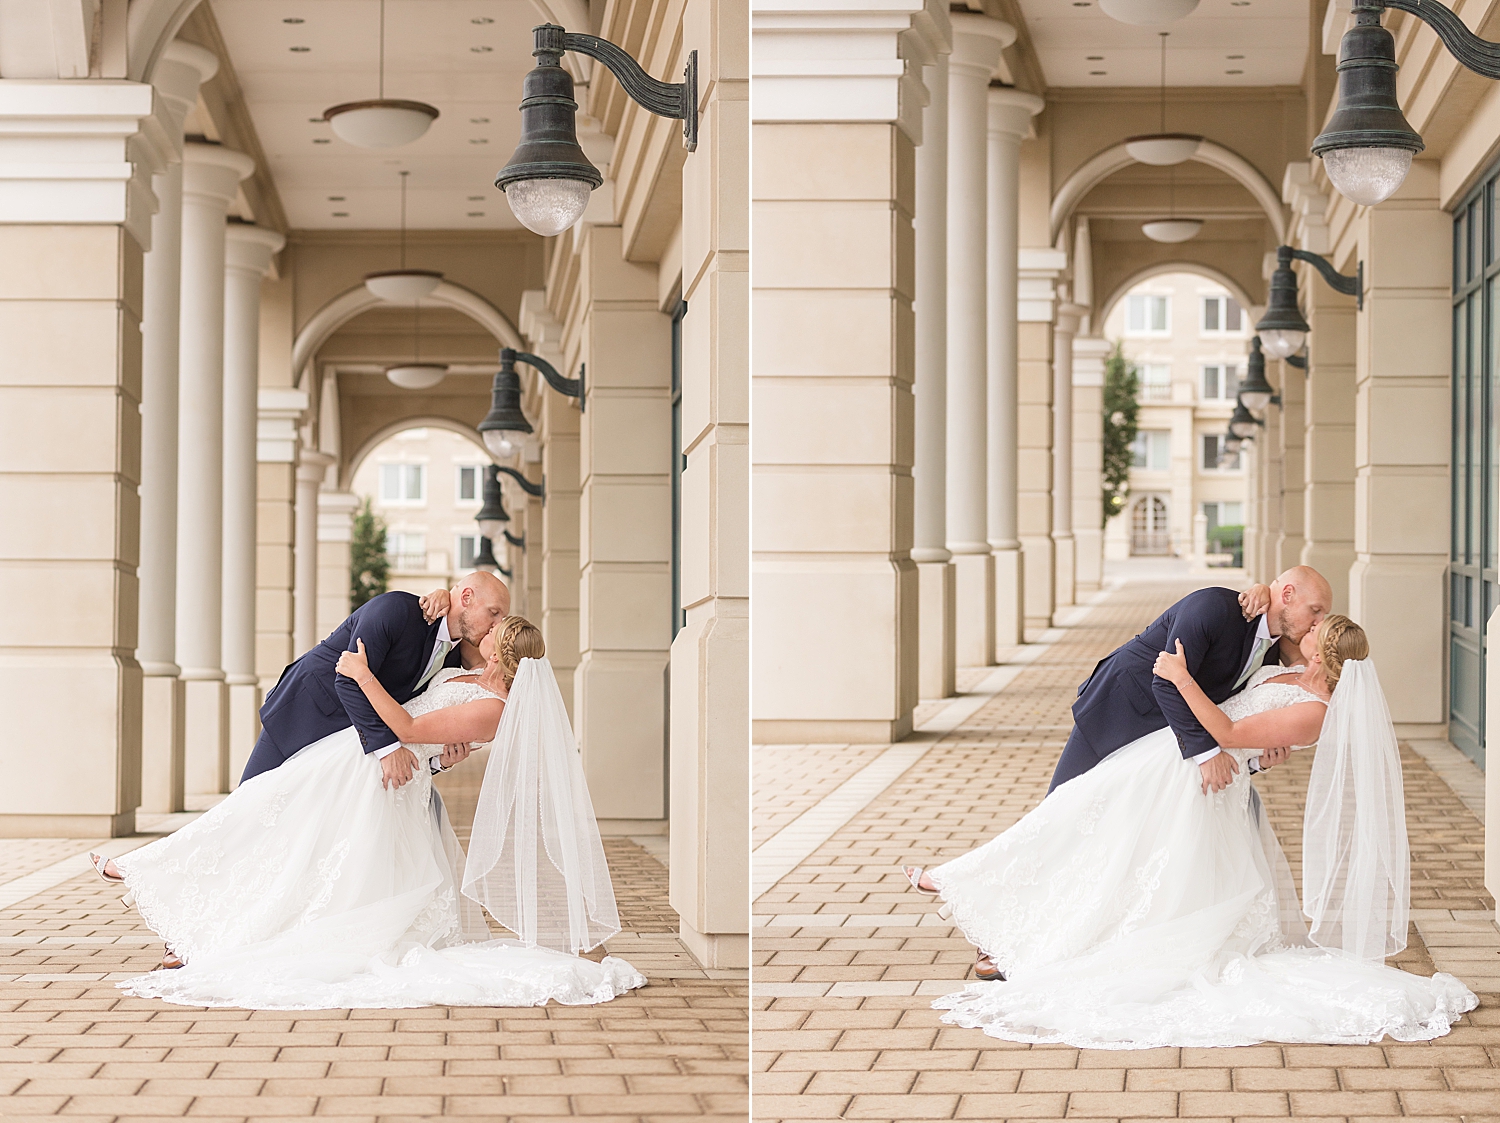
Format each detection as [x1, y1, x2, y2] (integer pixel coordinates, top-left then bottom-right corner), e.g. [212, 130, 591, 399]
[1103, 271, 1249, 566]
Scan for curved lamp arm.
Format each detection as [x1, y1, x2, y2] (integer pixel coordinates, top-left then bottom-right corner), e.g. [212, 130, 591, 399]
[1285, 247, 1364, 309]
[504, 530, 526, 550]
[1286, 351, 1309, 370]
[495, 464, 545, 499]
[503, 347, 585, 409]
[1375, 0, 1500, 76]
[556, 28, 698, 151]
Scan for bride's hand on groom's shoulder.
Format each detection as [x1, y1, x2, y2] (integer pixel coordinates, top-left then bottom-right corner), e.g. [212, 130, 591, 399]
[336, 639, 371, 683]
[420, 589, 450, 623]
[1238, 583, 1272, 620]
[1153, 639, 1190, 686]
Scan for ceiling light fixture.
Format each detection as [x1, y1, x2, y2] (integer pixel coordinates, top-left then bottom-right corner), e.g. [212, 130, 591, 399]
[1099, 0, 1198, 26]
[365, 171, 444, 302]
[1125, 33, 1202, 166]
[323, 0, 440, 148]
[385, 294, 447, 390]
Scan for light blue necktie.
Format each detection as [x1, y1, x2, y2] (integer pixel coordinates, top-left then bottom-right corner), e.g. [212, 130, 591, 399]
[1234, 636, 1273, 690]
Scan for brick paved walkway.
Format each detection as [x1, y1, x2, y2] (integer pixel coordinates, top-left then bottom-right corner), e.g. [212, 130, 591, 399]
[0, 758, 747, 1121]
[751, 576, 1499, 1122]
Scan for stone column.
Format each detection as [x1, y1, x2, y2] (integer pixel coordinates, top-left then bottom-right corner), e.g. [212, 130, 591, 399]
[138, 42, 218, 814]
[1072, 336, 1109, 595]
[1018, 248, 1066, 628]
[670, 0, 750, 964]
[1352, 163, 1450, 736]
[0, 80, 160, 836]
[255, 389, 306, 724]
[987, 83, 1045, 641]
[753, 0, 934, 742]
[914, 47, 955, 700]
[222, 223, 284, 783]
[946, 16, 1013, 665]
[295, 450, 336, 655]
[575, 225, 672, 824]
[177, 142, 254, 798]
[1301, 278, 1357, 612]
[1275, 357, 1306, 573]
[1052, 301, 1084, 614]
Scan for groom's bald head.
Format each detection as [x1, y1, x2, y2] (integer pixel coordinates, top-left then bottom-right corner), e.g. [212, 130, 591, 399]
[1270, 565, 1331, 642]
[448, 571, 510, 644]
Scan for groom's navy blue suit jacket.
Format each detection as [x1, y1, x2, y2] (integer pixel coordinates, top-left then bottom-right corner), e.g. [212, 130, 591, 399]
[1070, 587, 1279, 766]
[250, 591, 461, 779]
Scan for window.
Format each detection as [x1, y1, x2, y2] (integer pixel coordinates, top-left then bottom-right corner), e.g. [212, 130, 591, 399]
[455, 534, 479, 570]
[1201, 364, 1241, 401]
[1130, 429, 1171, 471]
[1138, 363, 1172, 401]
[1203, 501, 1243, 527]
[1125, 294, 1170, 334]
[456, 464, 480, 502]
[1202, 434, 1242, 471]
[387, 530, 426, 569]
[1201, 295, 1244, 334]
[379, 463, 425, 504]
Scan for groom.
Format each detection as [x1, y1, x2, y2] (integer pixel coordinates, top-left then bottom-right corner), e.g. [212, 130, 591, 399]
[1051, 565, 1331, 796]
[244, 570, 510, 789]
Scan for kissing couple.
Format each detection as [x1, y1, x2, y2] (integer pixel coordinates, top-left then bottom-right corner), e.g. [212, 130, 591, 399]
[93, 572, 644, 1010]
[904, 566, 1478, 1048]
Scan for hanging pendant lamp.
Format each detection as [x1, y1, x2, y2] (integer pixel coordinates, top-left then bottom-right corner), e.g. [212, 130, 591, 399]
[324, 0, 439, 148]
[1100, 0, 1199, 25]
[385, 287, 447, 389]
[1141, 104, 1203, 242]
[366, 171, 443, 302]
[1125, 34, 1202, 166]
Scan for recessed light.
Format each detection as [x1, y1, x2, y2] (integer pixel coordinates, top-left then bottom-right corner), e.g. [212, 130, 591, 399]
[467, 211, 485, 217]
[468, 195, 485, 201]
[470, 117, 490, 124]
[289, 45, 311, 52]
[469, 138, 488, 144]
[1087, 55, 1104, 60]
[1226, 68, 1244, 73]
[308, 117, 325, 123]
[1227, 54, 1245, 59]
[471, 16, 494, 23]
[327, 195, 345, 201]
[1090, 70, 1107, 75]
[470, 45, 493, 52]
[1072, 2, 1090, 6]
[332, 211, 349, 217]
[283, 17, 304, 23]
[313, 137, 331, 144]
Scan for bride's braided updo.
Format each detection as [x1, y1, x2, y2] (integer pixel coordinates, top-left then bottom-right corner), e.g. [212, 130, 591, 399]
[1316, 614, 1368, 692]
[494, 616, 545, 688]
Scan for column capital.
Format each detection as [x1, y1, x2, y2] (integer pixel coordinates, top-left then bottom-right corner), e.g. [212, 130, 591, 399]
[225, 222, 285, 277]
[987, 85, 1044, 139]
[297, 448, 337, 486]
[257, 389, 310, 464]
[1282, 160, 1332, 254]
[182, 141, 254, 208]
[1018, 247, 1068, 322]
[152, 41, 218, 146]
[317, 491, 361, 543]
[1055, 301, 1088, 336]
[949, 13, 1014, 78]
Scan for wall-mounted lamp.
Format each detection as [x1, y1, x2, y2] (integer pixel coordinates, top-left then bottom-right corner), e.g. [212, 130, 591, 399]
[476, 347, 584, 460]
[504, 530, 526, 550]
[1237, 337, 1281, 413]
[1254, 245, 1363, 360]
[474, 535, 500, 572]
[495, 24, 697, 236]
[1229, 400, 1265, 439]
[475, 464, 510, 541]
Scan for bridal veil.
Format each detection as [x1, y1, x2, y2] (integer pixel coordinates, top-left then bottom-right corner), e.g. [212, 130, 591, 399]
[461, 657, 623, 954]
[1301, 657, 1411, 962]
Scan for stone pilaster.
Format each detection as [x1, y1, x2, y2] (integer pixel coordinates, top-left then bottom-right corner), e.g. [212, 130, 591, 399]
[1071, 337, 1109, 596]
[315, 489, 359, 644]
[1051, 301, 1084, 614]
[255, 389, 306, 726]
[1017, 248, 1065, 631]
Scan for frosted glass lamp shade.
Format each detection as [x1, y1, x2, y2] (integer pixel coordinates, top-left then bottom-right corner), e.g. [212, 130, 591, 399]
[1124, 134, 1201, 166]
[483, 429, 523, 459]
[385, 363, 447, 389]
[364, 269, 443, 302]
[1141, 218, 1203, 243]
[477, 518, 506, 541]
[1258, 329, 1306, 360]
[1099, 0, 1198, 24]
[503, 178, 592, 237]
[1320, 146, 1413, 207]
[324, 100, 439, 148]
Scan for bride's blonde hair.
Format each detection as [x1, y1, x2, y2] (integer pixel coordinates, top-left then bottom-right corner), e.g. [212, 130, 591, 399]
[1316, 614, 1368, 692]
[491, 615, 545, 688]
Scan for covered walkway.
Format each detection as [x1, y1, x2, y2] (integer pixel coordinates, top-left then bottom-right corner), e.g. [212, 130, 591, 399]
[751, 567, 1498, 1122]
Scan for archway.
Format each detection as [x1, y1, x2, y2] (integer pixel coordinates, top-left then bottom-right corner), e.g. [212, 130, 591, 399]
[1098, 261, 1258, 330]
[342, 415, 486, 493]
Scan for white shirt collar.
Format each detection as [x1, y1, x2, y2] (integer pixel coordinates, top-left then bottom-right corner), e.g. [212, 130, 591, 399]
[436, 616, 452, 644]
[1256, 614, 1272, 643]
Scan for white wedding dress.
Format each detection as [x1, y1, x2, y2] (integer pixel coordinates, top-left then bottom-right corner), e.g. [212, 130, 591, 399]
[114, 668, 644, 1010]
[928, 664, 1477, 1049]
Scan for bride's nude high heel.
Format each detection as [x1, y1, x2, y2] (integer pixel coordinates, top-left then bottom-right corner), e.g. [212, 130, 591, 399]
[88, 853, 123, 883]
[902, 866, 939, 896]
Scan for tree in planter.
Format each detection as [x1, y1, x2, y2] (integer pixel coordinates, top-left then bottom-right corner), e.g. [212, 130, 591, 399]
[350, 497, 390, 609]
[1101, 342, 1140, 527]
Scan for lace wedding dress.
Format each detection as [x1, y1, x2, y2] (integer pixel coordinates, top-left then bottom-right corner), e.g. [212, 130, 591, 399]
[114, 668, 644, 1010]
[928, 665, 1476, 1049]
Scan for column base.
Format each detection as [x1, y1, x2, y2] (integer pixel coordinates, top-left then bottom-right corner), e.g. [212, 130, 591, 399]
[576, 652, 668, 820]
[752, 717, 914, 744]
[183, 676, 229, 796]
[0, 811, 136, 839]
[227, 678, 261, 791]
[953, 553, 995, 666]
[1053, 533, 1076, 612]
[991, 547, 1023, 650]
[1020, 534, 1055, 633]
[1349, 556, 1447, 728]
[917, 560, 956, 699]
[140, 673, 186, 814]
[1073, 527, 1103, 595]
[678, 918, 749, 970]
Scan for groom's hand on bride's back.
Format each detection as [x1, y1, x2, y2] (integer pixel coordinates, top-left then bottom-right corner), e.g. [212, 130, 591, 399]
[1200, 752, 1239, 794]
[380, 747, 419, 789]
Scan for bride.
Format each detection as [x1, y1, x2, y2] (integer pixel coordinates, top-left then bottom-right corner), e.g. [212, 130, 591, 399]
[102, 615, 644, 1010]
[903, 614, 1477, 1048]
